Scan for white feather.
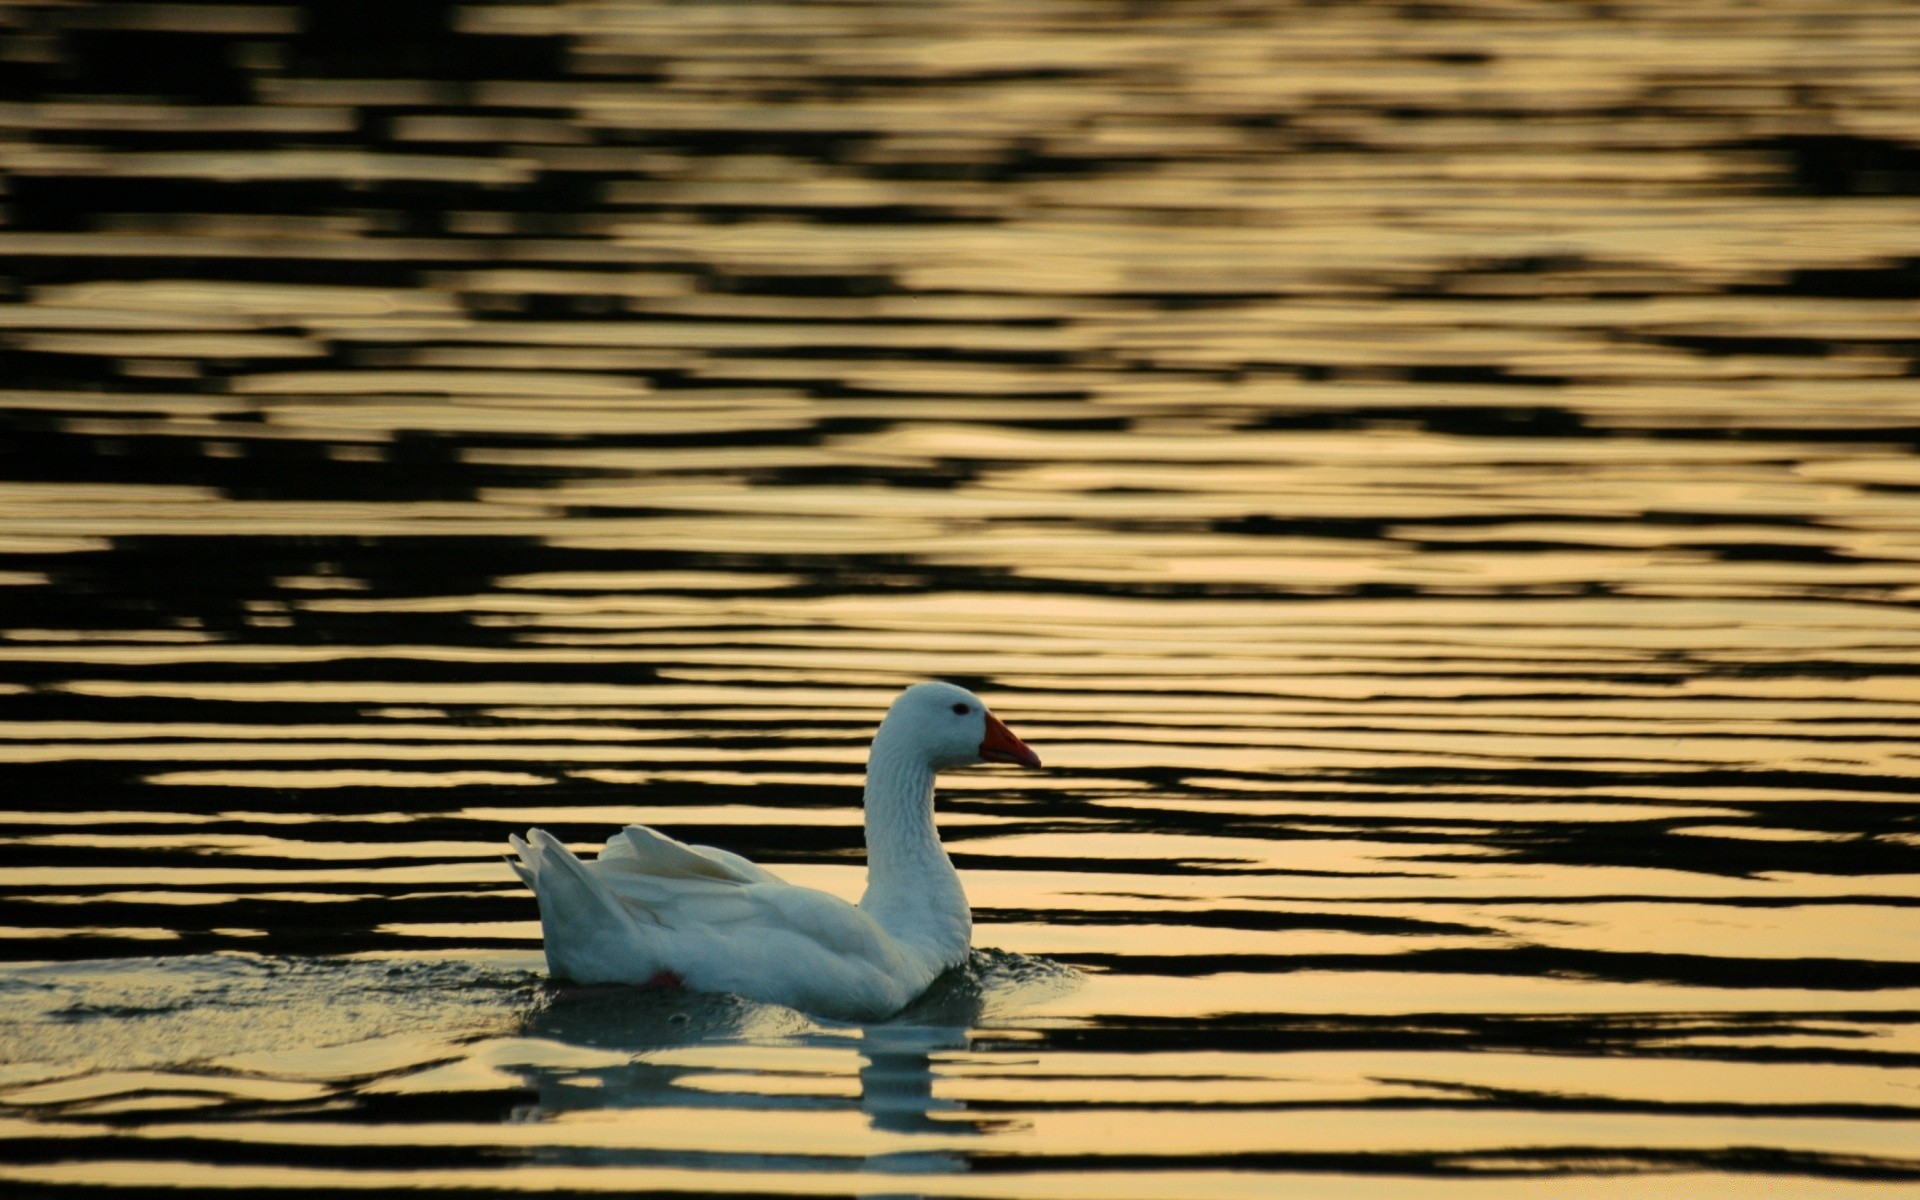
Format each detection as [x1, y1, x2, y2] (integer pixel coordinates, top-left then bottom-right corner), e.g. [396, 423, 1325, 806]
[507, 681, 1038, 1021]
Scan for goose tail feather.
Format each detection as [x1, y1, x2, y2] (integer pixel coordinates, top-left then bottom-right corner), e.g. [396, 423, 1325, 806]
[510, 828, 660, 983]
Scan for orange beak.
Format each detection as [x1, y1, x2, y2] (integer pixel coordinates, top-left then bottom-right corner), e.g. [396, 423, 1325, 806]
[979, 712, 1042, 768]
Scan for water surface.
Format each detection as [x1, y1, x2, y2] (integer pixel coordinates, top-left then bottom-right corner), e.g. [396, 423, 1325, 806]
[2, 0, 1920, 1195]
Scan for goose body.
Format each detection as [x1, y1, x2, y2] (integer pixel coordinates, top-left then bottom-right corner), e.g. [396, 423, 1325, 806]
[508, 682, 1041, 1021]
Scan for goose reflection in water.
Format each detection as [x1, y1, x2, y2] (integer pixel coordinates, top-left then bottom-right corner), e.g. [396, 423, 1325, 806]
[856, 1023, 975, 1137]
[509, 952, 1063, 1169]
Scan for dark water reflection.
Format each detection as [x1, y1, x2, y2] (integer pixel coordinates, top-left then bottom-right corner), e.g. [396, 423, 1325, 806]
[3, 0, 1920, 1195]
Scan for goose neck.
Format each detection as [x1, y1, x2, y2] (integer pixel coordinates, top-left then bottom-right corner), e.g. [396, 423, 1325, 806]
[859, 737, 969, 962]
[862, 740, 940, 870]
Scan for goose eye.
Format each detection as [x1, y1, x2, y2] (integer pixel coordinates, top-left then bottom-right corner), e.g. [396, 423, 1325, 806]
[951, 703, 971, 715]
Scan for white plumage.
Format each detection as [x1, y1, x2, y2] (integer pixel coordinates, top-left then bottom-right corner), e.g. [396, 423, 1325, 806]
[508, 681, 1041, 1021]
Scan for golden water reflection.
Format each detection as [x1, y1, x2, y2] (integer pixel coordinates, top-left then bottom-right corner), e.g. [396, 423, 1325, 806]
[5, 0, 1920, 1193]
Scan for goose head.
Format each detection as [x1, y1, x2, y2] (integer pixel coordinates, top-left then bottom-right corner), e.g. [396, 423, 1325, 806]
[880, 681, 1042, 771]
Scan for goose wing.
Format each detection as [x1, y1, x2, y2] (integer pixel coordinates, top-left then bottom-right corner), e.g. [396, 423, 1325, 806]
[598, 824, 785, 886]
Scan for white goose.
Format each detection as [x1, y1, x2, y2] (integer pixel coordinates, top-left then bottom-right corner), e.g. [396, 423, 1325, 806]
[508, 681, 1042, 1021]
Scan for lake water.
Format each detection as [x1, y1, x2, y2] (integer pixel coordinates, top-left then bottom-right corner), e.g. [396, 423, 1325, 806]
[2, 1, 1920, 1195]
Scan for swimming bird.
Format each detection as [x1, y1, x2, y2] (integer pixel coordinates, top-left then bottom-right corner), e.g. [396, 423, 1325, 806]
[508, 681, 1042, 1021]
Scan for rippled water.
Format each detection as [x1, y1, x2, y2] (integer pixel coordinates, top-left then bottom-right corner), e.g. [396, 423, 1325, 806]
[3, 0, 1920, 1195]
